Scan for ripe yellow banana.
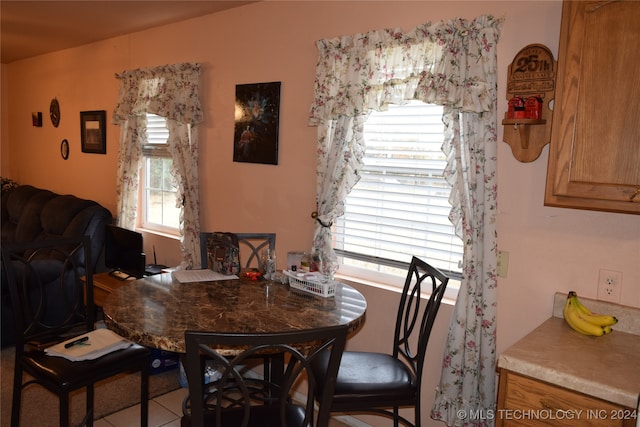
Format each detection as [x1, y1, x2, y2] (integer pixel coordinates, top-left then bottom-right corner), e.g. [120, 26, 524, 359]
[570, 292, 618, 327]
[563, 292, 613, 337]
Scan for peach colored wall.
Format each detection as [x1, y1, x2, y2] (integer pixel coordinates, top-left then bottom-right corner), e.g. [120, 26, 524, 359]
[2, 2, 639, 426]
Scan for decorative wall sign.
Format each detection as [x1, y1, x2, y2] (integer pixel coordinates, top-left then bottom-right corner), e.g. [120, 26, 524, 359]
[80, 110, 106, 154]
[233, 81, 281, 165]
[50, 98, 60, 127]
[502, 44, 556, 163]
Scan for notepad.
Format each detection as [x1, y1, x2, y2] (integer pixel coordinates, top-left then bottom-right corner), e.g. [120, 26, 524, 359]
[172, 269, 238, 283]
[45, 329, 133, 361]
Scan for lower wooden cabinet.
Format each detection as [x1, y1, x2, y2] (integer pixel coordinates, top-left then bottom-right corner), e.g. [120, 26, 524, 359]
[497, 370, 637, 427]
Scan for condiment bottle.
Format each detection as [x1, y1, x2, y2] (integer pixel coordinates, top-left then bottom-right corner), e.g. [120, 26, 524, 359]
[300, 252, 311, 272]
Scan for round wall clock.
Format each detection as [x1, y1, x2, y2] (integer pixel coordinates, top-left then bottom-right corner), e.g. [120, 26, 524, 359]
[50, 98, 60, 127]
[60, 139, 69, 160]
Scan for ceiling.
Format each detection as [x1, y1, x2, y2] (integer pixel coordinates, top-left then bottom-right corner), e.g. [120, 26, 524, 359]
[1, 1, 258, 64]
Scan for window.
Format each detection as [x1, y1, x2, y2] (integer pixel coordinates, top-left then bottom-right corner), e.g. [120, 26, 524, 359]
[141, 114, 180, 233]
[334, 101, 463, 285]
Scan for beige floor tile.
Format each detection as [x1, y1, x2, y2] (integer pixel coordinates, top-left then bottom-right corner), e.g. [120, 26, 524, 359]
[329, 416, 360, 427]
[93, 419, 114, 427]
[153, 387, 188, 416]
[158, 419, 182, 427]
[101, 400, 178, 427]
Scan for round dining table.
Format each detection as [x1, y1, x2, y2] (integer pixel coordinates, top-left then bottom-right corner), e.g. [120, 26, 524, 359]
[102, 272, 367, 354]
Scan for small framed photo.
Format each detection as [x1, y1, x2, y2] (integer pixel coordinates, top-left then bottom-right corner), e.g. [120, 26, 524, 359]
[80, 110, 106, 154]
[32, 112, 42, 127]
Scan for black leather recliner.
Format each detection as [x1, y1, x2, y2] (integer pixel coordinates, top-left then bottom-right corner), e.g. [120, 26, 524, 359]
[1, 185, 113, 347]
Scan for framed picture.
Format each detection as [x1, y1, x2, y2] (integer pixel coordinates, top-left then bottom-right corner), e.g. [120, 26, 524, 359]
[233, 82, 281, 165]
[80, 110, 106, 154]
[32, 112, 42, 127]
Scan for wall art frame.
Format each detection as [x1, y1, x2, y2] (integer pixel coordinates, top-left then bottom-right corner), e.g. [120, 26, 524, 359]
[32, 112, 43, 127]
[80, 110, 106, 154]
[60, 139, 69, 160]
[233, 81, 281, 165]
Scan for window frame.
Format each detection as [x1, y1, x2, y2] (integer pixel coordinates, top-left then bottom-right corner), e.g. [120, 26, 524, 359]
[332, 101, 463, 296]
[139, 114, 180, 236]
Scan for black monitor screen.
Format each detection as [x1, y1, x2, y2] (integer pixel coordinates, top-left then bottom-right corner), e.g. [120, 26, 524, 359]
[104, 224, 145, 279]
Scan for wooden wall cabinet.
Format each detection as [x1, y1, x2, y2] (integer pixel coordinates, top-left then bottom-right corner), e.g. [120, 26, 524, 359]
[545, 0, 640, 214]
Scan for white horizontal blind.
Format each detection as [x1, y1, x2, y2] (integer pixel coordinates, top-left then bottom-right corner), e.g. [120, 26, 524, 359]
[334, 101, 463, 279]
[144, 113, 170, 151]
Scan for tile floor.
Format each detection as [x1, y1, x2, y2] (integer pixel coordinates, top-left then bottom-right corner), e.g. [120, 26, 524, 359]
[94, 387, 186, 427]
[93, 386, 357, 427]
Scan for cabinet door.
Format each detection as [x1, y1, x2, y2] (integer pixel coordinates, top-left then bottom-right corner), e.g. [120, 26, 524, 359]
[545, 0, 640, 214]
[497, 370, 634, 427]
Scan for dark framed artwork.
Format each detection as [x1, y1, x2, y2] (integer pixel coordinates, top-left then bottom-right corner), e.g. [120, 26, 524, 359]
[32, 112, 42, 127]
[80, 110, 106, 154]
[233, 82, 281, 165]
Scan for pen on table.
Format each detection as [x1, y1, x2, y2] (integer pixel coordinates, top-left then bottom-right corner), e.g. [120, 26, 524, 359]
[64, 336, 90, 348]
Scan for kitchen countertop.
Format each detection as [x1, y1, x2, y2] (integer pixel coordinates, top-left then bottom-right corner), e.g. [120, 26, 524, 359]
[497, 293, 640, 410]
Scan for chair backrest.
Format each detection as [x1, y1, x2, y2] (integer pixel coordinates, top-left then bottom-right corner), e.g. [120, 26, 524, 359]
[0, 236, 95, 348]
[393, 256, 448, 386]
[200, 232, 276, 270]
[183, 324, 348, 427]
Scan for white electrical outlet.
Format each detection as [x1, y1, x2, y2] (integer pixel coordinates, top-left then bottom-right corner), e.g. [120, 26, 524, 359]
[597, 269, 623, 303]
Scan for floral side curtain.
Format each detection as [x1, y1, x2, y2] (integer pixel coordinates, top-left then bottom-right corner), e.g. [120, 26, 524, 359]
[112, 63, 204, 269]
[309, 16, 502, 426]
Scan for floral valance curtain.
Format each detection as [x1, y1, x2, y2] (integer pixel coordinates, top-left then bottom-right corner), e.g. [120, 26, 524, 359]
[113, 63, 204, 125]
[309, 15, 502, 426]
[309, 17, 498, 124]
[112, 63, 204, 269]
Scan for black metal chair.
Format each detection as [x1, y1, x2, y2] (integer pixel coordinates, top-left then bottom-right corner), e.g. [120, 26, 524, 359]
[181, 325, 349, 427]
[200, 232, 276, 271]
[1, 237, 151, 427]
[310, 256, 449, 427]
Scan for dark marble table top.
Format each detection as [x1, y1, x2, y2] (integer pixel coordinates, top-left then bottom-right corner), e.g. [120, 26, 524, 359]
[102, 272, 367, 354]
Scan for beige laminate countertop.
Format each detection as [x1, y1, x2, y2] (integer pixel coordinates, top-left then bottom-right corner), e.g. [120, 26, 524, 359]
[497, 293, 640, 410]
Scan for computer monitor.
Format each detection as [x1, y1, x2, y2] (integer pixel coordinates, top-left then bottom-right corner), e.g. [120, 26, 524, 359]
[104, 224, 146, 279]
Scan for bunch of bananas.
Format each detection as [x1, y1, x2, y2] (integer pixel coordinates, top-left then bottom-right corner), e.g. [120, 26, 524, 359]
[563, 291, 618, 336]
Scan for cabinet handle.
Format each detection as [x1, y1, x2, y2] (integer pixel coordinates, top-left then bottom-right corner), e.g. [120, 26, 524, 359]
[630, 187, 640, 201]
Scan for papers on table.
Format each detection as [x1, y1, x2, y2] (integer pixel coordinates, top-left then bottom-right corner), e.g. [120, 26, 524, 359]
[45, 329, 133, 361]
[172, 269, 239, 283]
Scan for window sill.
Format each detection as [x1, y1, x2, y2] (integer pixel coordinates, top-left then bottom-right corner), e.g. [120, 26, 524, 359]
[335, 272, 459, 306]
[136, 227, 180, 240]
